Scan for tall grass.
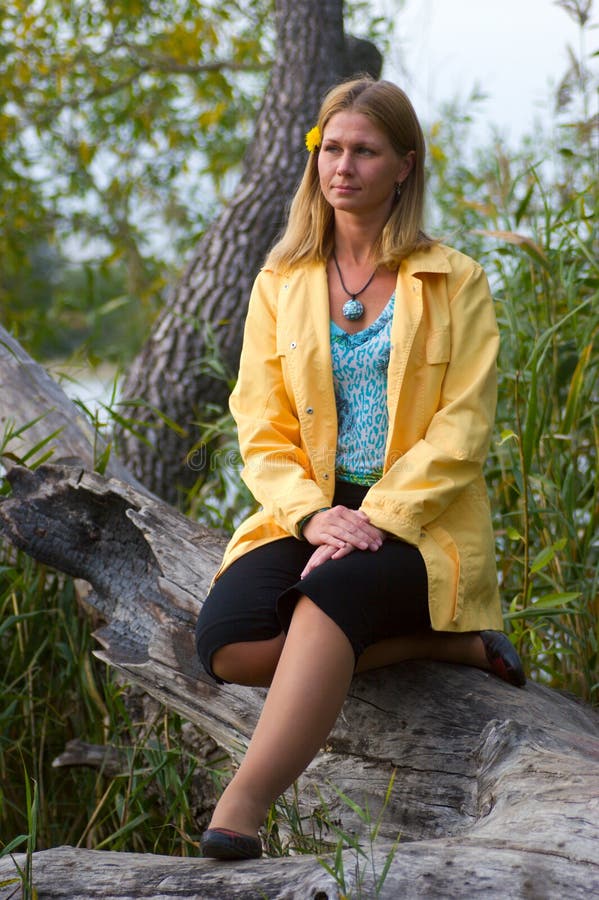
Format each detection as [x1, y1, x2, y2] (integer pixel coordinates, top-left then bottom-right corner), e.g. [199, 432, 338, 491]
[489, 193, 597, 698]
[425, 61, 598, 698]
[0, 427, 229, 860]
[0, 541, 228, 857]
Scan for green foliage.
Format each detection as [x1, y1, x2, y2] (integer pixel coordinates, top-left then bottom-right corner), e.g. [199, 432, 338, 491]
[314, 774, 401, 899]
[182, 333, 256, 532]
[0, 0, 273, 357]
[5, 253, 157, 361]
[0, 539, 229, 857]
[425, 8, 598, 698]
[0, 0, 395, 361]
[262, 774, 401, 898]
[488, 199, 597, 697]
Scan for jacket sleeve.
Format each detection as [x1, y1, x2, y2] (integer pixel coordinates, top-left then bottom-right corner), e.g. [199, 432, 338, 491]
[361, 262, 499, 544]
[229, 269, 331, 537]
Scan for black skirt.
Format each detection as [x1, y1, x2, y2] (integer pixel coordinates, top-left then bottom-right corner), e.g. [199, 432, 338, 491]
[195, 481, 430, 682]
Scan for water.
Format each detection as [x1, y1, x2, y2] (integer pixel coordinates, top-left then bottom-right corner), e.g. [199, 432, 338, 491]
[49, 362, 121, 414]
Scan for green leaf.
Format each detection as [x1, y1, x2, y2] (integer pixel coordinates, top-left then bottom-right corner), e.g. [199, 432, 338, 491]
[95, 812, 151, 849]
[0, 611, 46, 640]
[562, 339, 595, 433]
[94, 442, 112, 475]
[515, 183, 535, 225]
[0, 834, 29, 857]
[533, 591, 582, 607]
[530, 538, 567, 574]
[521, 356, 539, 473]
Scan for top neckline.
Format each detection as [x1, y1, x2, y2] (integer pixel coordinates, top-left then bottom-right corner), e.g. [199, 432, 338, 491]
[330, 293, 395, 339]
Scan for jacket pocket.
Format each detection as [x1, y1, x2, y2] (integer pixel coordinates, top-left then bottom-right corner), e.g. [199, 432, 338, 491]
[426, 329, 450, 364]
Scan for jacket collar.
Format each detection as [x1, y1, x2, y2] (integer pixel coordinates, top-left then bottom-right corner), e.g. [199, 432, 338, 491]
[268, 242, 452, 280]
[402, 243, 452, 275]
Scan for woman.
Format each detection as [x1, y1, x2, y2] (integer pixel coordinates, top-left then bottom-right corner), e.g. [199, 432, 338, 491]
[196, 77, 525, 861]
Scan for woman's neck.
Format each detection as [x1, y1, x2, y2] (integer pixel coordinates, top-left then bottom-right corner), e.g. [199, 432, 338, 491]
[332, 212, 386, 265]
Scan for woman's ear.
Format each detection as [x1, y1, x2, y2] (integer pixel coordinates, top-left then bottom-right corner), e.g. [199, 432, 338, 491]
[397, 150, 416, 184]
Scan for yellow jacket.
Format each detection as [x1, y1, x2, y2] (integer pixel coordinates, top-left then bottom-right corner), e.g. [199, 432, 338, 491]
[216, 243, 504, 632]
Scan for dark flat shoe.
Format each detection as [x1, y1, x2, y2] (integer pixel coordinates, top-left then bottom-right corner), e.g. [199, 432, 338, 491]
[200, 827, 262, 860]
[480, 630, 526, 687]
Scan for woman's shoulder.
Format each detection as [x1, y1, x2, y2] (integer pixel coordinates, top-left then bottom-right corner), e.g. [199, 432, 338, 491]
[250, 261, 325, 310]
[260, 259, 324, 279]
[403, 242, 483, 277]
[250, 265, 286, 300]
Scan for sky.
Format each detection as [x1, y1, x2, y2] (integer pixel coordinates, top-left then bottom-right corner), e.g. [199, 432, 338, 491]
[377, 0, 598, 144]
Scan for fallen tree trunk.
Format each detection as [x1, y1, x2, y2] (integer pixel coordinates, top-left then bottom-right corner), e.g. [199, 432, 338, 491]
[0, 325, 149, 493]
[1, 330, 598, 897]
[2, 821, 598, 900]
[1, 462, 598, 899]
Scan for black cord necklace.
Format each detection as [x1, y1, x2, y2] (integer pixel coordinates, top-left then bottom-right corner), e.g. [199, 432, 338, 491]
[332, 251, 377, 321]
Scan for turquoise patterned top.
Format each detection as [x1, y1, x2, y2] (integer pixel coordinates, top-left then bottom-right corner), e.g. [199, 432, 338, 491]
[330, 295, 394, 485]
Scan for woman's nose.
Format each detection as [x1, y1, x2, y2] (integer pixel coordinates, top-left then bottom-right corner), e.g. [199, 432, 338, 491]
[336, 152, 353, 174]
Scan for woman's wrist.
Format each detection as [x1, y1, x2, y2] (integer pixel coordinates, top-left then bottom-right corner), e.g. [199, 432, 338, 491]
[297, 507, 330, 539]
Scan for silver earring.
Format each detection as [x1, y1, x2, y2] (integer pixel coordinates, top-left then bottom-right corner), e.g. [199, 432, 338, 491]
[395, 182, 402, 198]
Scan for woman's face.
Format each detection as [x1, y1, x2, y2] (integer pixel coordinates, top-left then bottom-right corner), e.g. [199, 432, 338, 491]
[318, 110, 414, 220]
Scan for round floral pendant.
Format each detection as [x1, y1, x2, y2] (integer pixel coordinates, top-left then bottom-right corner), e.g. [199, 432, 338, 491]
[342, 298, 365, 321]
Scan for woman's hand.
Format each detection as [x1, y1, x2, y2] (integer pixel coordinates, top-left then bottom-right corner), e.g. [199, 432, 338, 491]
[300, 526, 386, 578]
[302, 505, 383, 552]
[301, 506, 385, 578]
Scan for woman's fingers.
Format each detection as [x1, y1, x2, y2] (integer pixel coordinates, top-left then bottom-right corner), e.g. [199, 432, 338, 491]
[302, 506, 383, 550]
[300, 544, 334, 578]
[300, 518, 386, 577]
[300, 542, 353, 578]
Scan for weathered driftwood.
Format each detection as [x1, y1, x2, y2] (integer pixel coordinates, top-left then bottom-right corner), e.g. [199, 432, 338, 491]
[0, 324, 149, 493]
[51, 739, 127, 778]
[2, 822, 598, 900]
[1, 462, 599, 899]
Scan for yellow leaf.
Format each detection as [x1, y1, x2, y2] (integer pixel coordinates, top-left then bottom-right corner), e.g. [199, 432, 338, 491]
[473, 229, 549, 267]
[198, 102, 227, 128]
[78, 140, 94, 165]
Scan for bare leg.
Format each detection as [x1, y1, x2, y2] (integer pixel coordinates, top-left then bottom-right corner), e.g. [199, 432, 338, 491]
[208, 595, 355, 837]
[356, 631, 488, 674]
[211, 630, 490, 686]
[211, 634, 285, 687]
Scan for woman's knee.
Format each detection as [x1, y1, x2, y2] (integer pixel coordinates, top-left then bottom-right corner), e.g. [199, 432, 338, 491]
[211, 643, 243, 681]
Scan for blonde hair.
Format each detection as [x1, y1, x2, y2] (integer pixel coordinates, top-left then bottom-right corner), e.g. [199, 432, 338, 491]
[266, 77, 434, 272]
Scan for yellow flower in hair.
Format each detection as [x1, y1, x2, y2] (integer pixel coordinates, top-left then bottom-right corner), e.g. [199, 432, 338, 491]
[305, 125, 321, 152]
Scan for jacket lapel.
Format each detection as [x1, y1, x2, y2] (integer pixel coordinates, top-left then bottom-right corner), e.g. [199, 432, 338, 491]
[278, 263, 337, 467]
[275, 246, 453, 476]
[386, 245, 452, 465]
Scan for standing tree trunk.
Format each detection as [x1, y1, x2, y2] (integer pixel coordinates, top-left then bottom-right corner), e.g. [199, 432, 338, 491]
[117, 0, 382, 502]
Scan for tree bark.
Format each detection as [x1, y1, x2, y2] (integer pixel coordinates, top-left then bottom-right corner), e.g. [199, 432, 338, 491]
[1, 459, 598, 899]
[116, 0, 382, 502]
